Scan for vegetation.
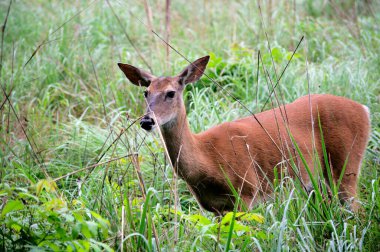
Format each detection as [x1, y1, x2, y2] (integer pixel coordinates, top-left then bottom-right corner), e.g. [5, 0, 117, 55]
[0, 0, 379, 251]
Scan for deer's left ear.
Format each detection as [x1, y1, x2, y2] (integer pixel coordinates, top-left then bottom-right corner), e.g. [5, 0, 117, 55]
[118, 63, 155, 87]
[177, 55, 210, 85]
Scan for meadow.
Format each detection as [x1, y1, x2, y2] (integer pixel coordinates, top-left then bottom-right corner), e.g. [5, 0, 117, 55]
[0, 0, 379, 251]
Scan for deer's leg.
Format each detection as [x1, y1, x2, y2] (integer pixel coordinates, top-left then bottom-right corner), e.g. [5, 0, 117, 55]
[338, 174, 360, 211]
[332, 151, 364, 211]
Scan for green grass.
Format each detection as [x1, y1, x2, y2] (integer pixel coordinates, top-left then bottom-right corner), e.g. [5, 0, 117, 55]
[0, 0, 379, 251]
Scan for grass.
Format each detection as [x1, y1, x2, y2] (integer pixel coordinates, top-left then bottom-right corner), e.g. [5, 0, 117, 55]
[0, 0, 379, 251]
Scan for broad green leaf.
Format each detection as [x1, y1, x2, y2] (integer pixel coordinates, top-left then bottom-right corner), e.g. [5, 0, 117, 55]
[240, 213, 265, 223]
[90, 211, 110, 237]
[39, 241, 61, 251]
[81, 223, 92, 238]
[221, 212, 245, 225]
[56, 227, 66, 239]
[221, 212, 264, 227]
[186, 214, 212, 226]
[271, 47, 284, 63]
[72, 240, 90, 251]
[90, 239, 114, 252]
[86, 221, 99, 237]
[230, 222, 250, 233]
[10, 223, 22, 232]
[73, 211, 84, 222]
[1, 200, 25, 217]
[221, 212, 234, 225]
[208, 52, 223, 68]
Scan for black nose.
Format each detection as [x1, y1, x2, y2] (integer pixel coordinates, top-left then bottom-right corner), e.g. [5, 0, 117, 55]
[140, 116, 155, 131]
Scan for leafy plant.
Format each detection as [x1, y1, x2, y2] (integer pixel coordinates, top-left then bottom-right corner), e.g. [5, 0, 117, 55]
[0, 181, 112, 251]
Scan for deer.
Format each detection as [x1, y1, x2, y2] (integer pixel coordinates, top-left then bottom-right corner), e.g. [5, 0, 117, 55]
[118, 55, 371, 214]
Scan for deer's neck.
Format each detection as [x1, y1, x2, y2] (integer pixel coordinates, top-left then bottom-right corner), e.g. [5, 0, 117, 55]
[161, 108, 203, 180]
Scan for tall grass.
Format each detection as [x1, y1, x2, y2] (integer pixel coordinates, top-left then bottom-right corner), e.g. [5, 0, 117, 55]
[0, 0, 379, 251]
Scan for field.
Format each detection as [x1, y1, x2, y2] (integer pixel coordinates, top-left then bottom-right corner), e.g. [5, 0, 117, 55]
[0, 0, 379, 251]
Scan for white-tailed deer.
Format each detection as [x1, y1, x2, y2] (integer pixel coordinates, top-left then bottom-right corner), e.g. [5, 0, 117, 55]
[118, 56, 370, 214]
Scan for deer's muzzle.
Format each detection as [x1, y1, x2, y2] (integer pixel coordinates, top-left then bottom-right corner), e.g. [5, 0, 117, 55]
[140, 115, 155, 131]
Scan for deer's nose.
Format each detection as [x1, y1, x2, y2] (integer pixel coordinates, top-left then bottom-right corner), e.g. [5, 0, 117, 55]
[140, 115, 155, 131]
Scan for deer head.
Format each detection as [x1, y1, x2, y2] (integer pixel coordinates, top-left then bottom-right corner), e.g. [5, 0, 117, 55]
[118, 56, 210, 131]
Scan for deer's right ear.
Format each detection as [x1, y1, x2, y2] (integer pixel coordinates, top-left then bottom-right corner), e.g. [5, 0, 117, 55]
[177, 55, 210, 85]
[117, 63, 155, 87]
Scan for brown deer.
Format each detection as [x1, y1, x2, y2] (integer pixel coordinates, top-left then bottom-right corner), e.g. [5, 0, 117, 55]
[118, 56, 370, 214]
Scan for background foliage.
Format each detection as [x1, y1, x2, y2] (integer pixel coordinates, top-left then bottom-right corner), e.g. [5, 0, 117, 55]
[0, 0, 379, 251]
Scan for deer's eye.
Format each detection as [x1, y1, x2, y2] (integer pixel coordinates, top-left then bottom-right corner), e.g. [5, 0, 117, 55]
[143, 90, 148, 98]
[166, 91, 176, 99]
